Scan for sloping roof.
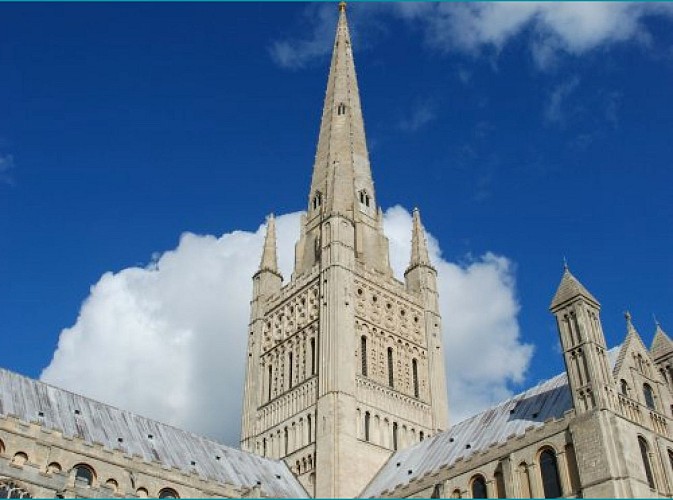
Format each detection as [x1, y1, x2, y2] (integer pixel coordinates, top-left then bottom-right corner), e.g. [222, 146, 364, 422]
[361, 346, 621, 498]
[550, 268, 599, 310]
[0, 368, 307, 498]
[651, 324, 673, 361]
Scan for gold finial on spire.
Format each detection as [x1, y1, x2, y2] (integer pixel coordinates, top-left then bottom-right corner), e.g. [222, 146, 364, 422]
[339, 1, 347, 12]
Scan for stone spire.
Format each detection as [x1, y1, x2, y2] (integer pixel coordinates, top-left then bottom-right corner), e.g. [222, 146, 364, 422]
[258, 214, 281, 278]
[307, 1, 375, 216]
[407, 208, 432, 271]
[550, 264, 600, 311]
[651, 318, 673, 357]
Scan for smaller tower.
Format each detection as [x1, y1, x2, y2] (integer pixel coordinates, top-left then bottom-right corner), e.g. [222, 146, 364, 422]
[241, 215, 283, 451]
[404, 208, 449, 431]
[550, 264, 614, 414]
[650, 319, 673, 392]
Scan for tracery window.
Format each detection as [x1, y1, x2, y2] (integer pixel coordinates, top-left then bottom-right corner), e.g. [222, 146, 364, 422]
[470, 475, 487, 499]
[644, 383, 656, 410]
[639, 436, 656, 490]
[0, 481, 32, 499]
[539, 448, 562, 498]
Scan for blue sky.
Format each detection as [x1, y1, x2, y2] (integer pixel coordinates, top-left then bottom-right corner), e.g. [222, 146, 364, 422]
[1, 2, 673, 443]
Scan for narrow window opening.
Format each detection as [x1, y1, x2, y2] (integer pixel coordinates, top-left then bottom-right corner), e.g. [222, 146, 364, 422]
[471, 475, 487, 499]
[639, 436, 656, 489]
[539, 449, 562, 498]
[364, 411, 370, 442]
[311, 338, 316, 375]
[268, 364, 273, 401]
[288, 352, 293, 389]
[620, 379, 629, 396]
[307, 414, 312, 443]
[644, 383, 656, 410]
[361, 336, 368, 376]
[412, 358, 419, 398]
[392, 422, 398, 451]
[284, 427, 289, 456]
[387, 347, 394, 388]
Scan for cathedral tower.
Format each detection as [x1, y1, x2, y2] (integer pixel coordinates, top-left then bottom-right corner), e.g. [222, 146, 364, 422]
[550, 265, 615, 414]
[240, 4, 449, 497]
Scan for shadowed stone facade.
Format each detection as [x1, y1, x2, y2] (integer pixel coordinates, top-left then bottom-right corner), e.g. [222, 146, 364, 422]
[1, 3, 671, 499]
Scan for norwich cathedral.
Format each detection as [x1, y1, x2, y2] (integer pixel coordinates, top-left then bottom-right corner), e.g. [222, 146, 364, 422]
[1, 4, 672, 498]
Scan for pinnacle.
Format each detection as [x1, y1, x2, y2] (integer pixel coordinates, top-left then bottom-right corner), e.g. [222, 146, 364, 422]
[408, 208, 432, 270]
[258, 213, 280, 276]
[549, 265, 600, 311]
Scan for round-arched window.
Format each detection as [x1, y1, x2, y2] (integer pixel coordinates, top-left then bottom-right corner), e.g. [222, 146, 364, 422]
[643, 383, 656, 410]
[73, 464, 95, 487]
[470, 475, 487, 499]
[539, 448, 562, 498]
[158, 488, 179, 498]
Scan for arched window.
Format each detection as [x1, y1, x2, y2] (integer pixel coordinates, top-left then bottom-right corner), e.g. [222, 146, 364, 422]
[620, 379, 629, 396]
[364, 411, 371, 442]
[311, 338, 316, 375]
[430, 484, 442, 498]
[639, 436, 655, 489]
[412, 358, 419, 398]
[337, 102, 346, 115]
[47, 462, 62, 474]
[284, 427, 289, 455]
[136, 488, 149, 498]
[644, 383, 656, 410]
[387, 347, 394, 387]
[288, 352, 293, 389]
[307, 414, 312, 443]
[159, 488, 179, 498]
[539, 448, 562, 498]
[267, 364, 273, 401]
[263, 437, 267, 457]
[450, 489, 462, 498]
[105, 479, 118, 493]
[361, 336, 368, 376]
[312, 192, 322, 210]
[11, 453, 28, 466]
[73, 464, 95, 487]
[392, 422, 399, 451]
[419, 431, 424, 441]
[470, 475, 487, 499]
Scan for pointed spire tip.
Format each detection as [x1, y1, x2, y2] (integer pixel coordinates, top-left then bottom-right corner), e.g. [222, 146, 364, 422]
[339, 1, 346, 13]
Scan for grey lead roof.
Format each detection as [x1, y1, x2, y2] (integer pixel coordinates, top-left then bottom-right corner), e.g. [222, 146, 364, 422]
[0, 368, 307, 498]
[361, 346, 621, 498]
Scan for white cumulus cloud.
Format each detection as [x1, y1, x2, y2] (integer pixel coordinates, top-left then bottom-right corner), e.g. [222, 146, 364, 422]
[272, 3, 673, 71]
[41, 206, 532, 445]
